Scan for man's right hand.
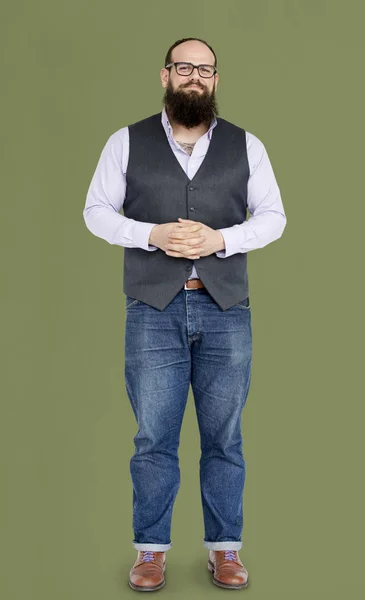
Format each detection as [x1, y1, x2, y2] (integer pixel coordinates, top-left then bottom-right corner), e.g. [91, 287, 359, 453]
[149, 222, 205, 259]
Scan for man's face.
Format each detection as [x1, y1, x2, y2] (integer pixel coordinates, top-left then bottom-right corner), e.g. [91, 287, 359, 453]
[161, 45, 219, 129]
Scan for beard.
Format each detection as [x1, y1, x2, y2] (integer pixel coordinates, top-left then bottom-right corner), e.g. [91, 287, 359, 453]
[162, 78, 219, 129]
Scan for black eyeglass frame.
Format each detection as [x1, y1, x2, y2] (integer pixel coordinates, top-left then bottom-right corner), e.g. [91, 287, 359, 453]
[165, 62, 218, 78]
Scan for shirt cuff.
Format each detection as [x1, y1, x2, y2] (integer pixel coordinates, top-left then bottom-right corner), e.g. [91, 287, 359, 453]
[133, 221, 159, 251]
[215, 227, 241, 258]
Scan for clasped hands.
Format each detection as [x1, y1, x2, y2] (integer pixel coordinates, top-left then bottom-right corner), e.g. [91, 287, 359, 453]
[151, 217, 224, 259]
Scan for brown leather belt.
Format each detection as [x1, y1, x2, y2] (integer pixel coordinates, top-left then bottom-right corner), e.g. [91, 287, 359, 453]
[184, 278, 205, 290]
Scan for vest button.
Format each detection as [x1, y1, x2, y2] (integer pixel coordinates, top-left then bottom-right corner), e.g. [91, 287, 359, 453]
[189, 186, 194, 191]
[189, 207, 195, 211]
[185, 266, 192, 271]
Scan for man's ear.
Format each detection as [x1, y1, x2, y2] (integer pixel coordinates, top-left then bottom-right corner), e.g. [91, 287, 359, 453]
[160, 68, 169, 88]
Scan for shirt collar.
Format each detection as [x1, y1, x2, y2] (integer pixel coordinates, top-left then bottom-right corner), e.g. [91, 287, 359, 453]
[161, 106, 217, 140]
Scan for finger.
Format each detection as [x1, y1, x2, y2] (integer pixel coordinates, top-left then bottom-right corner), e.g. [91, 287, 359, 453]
[166, 250, 191, 258]
[177, 217, 202, 226]
[166, 251, 201, 258]
[172, 226, 201, 232]
[167, 242, 204, 252]
[166, 246, 203, 255]
[177, 218, 202, 226]
[169, 227, 202, 237]
[168, 235, 205, 243]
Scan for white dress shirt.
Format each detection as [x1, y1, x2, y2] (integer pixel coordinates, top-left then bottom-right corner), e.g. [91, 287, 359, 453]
[83, 107, 287, 279]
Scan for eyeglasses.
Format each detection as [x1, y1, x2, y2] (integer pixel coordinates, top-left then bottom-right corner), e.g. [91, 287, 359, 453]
[165, 62, 217, 78]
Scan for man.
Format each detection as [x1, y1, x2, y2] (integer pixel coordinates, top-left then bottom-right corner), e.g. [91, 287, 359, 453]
[83, 37, 286, 591]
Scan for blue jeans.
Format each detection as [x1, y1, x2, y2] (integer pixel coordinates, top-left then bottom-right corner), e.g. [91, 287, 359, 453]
[124, 287, 252, 552]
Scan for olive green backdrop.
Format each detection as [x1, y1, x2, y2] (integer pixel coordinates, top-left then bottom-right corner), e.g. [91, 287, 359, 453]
[1, 1, 363, 598]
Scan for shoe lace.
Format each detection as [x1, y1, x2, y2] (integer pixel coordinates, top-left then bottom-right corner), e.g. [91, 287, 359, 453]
[141, 551, 155, 562]
[224, 550, 237, 561]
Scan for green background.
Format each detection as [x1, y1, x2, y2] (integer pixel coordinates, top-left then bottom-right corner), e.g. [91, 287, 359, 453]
[1, 0, 364, 598]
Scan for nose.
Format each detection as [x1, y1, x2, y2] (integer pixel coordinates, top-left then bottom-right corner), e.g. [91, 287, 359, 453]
[187, 78, 203, 87]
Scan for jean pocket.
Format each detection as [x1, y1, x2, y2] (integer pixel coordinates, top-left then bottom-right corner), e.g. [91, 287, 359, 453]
[126, 295, 141, 309]
[235, 297, 251, 310]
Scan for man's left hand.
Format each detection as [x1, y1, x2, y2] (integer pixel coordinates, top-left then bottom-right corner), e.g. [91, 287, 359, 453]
[165, 218, 225, 258]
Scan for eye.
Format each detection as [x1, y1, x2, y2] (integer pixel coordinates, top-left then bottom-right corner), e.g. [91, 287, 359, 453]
[201, 66, 214, 75]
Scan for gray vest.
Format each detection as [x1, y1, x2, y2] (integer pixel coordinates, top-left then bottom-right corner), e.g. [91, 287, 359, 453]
[123, 112, 250, 311]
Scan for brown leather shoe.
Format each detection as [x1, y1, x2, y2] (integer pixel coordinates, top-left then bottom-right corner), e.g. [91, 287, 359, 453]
[129, 550, 166, 592]
[208, 549, 249, 589]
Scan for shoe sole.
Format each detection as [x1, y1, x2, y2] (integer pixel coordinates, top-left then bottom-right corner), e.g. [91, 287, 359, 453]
[208, 559, 249, 589]
[128, 578, 165, 592]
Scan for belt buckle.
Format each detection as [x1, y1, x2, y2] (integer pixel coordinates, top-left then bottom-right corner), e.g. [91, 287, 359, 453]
[184, 281, 190, 290]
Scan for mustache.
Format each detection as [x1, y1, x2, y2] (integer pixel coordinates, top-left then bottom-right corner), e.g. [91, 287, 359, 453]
[183, 83, 204, 90]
